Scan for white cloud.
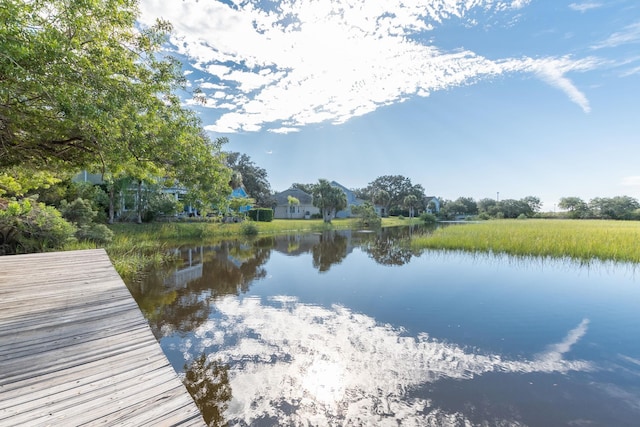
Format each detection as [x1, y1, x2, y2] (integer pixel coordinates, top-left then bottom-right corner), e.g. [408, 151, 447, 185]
[621, 66, 640, 77]
[519, 56, 601, 113]
[569, 2, 603, 13]
[139, 0, 595, 133]
[199, 82, 226, 90]
[268, 127, 300, 134]
[182, 295, 592, 425]
[592, 22, 640, 49]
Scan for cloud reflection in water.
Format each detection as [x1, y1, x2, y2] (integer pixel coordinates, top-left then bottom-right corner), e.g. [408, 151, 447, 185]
[184, 296, 592, 425]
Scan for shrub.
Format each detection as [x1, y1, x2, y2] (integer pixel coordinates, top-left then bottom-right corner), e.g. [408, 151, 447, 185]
[247, 208, 273, 222]
[241, 221, 258, 236]
[59, 198, 96, 227]
[419, 212, 437, 224]
[517, 213, 528, 220]
[477, 212, 491, 220]
[0, 198, 76, 254]
[352, 202, 381, 228]
[76, 224, 114, 245]
[60, 197, 114, 243]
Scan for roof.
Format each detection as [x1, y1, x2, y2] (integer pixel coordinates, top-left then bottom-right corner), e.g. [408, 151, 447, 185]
[273, 188, 313, 205]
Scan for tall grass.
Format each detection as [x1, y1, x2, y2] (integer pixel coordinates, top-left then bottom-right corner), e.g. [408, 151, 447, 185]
[411, 219, 640, 263]
[66, 217, 423, 279]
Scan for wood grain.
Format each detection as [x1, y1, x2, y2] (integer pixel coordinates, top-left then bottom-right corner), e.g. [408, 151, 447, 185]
[0, 249, 205, 426]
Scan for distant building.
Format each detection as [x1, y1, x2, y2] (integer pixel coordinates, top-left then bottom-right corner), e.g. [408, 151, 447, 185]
[425, 196, 440, 214]
[330, 181, 366, 218]
[228, 187, 253, 214]
[272, 187, 319, 219]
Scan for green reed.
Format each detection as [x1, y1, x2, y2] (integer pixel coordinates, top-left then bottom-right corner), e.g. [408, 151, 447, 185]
[411, 219, 640, 263]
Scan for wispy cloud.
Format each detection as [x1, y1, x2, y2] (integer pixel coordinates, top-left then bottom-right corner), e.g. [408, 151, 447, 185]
[592, 22, 640, 49]
[139, 0, 595, 133]
[179, 296, 592, 425]
[569, 2, 603, 13]
[523, 56, 601, 113]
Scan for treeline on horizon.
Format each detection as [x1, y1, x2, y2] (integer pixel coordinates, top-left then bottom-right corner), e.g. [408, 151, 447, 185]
[429, 195, 640, 221]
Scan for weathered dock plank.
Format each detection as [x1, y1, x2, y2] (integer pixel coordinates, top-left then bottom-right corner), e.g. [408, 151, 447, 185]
[0, 249, 205, 426]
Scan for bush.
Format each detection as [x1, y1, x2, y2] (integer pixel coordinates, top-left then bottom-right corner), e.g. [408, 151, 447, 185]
[477, 212, 491, 220]
[352, 202, 381, 228]
[60, 197, 114, 243]
[247, 208, 273, 222]
[76, 224, 114, 245]
[419, 212, 437, 224]
[59, 198, 96, 227]
[241, 221, 258, 236]
[0, 198, 76, 254]
[517, 213, 528, 220]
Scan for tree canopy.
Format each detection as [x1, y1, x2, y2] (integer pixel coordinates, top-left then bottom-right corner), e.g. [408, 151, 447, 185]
[1, 0, 229, 206]
[312, 179, 347, 222]
[225, 152, 273, 207]
[361, 175, 426, 216]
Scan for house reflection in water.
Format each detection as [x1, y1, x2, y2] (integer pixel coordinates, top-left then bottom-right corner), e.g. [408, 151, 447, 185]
[164, 246, 204, 289]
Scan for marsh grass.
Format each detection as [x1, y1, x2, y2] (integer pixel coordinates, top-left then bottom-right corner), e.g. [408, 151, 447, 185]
[411, 219, 640, 264]
[64, 217, 422, 279]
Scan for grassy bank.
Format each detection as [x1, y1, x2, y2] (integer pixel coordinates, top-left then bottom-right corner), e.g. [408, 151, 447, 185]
[89, 217, 420, 279]
[411, 219, 640, 264]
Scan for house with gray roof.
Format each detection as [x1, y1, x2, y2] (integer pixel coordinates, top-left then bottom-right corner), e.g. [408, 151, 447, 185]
[273, 187, 320, 219]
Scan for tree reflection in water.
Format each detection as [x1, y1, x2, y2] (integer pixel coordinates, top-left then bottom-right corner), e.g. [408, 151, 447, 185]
[183, 354, 232, 427]
[361, 234, 415, 266]
[311, 230, 348, 272]
[126, 229, 434, 340]
[127, 238, 274, 339]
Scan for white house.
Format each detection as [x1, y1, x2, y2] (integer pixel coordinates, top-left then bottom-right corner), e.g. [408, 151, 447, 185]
[273, 187, 320, 219]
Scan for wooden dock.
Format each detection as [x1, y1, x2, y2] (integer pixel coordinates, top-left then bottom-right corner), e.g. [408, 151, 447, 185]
[0, 249, 205, 426]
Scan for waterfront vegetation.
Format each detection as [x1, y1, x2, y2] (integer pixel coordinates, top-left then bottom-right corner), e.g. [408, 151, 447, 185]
[88, 217, 640, 280]
[80, 217, 420, 279]
[411, 219, 640, 264]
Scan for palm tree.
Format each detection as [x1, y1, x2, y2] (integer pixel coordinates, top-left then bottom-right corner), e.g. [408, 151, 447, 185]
[403, 194, 419, 219]
[287, 195, 300, 219]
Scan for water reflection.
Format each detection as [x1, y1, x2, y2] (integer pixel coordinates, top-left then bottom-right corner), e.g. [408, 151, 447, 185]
[184, 296, 591, 425]
[128, 239, 273, 338]
[125, 227, 640, 426]
[183, 354, 232, 427]
[312, 231, 348, 272]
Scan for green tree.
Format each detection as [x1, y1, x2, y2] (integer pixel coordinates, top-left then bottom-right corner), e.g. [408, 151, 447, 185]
[291, 183, 316, 195]
[225, 152, 273, 207]
[558, 197, 590, 219]
[312, 179, 347, 223]
[403, 195, 419, 219]
[523, 196, 542, 214]
[352, 202, 382, 228]
[228, 196, 255, 217]
[589, 196, 640, 220]
[477, 198, 499, 216]
[1, 0, 230, 212]
[287, 195, 300, 219]
[365, 175, 425, 216]
[372, 189, 390, 217]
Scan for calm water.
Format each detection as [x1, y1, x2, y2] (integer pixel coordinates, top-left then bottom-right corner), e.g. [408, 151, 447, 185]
[127, 227, 640, 427]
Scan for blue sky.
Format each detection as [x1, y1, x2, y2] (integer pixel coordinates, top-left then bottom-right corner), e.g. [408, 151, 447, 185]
[138, 0, 640, 210]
